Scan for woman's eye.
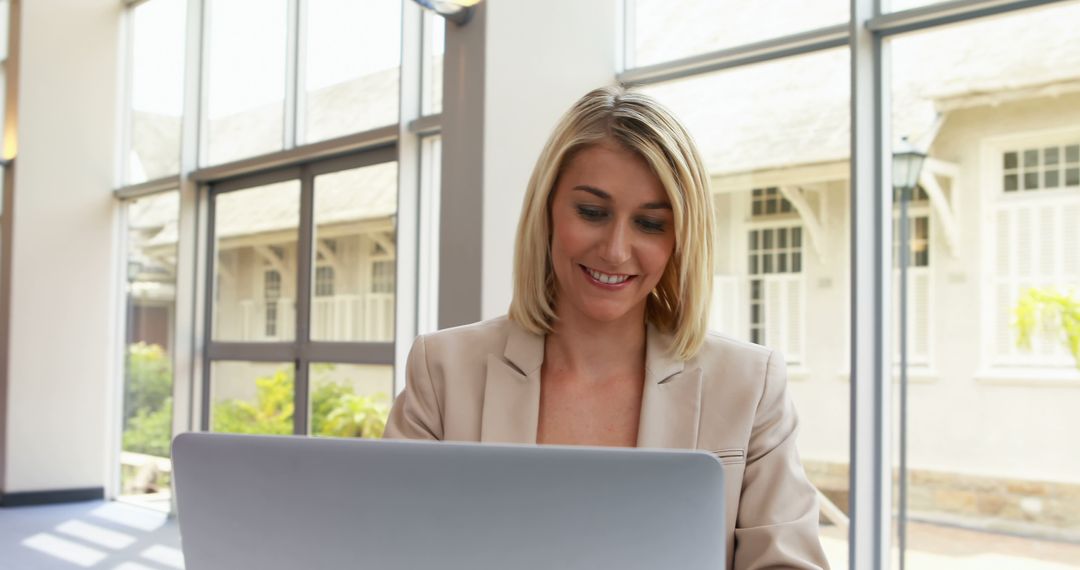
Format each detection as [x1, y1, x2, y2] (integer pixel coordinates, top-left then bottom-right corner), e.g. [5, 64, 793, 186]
[636, 217, 666, 233]
[576, 206, 607, 221]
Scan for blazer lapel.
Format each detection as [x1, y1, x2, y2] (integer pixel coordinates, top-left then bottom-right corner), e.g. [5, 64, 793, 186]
[636, 324, 703, 450]
[480, 320, 543, 444]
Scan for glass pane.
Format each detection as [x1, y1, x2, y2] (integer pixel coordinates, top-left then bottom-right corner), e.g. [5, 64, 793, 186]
[642, 48, 851, 568]
[629, 0, 848, 67]
[422, 13, 444, 116]
[212, 180, 300, 341]
[310, 162, 398, 342]
[127, 0, 186, 184]
[0, 0, 8, 62]
[891, 2, 1080, 566]
[204, 0, 288, 165]
[121, 191, 179, 510]
[210, 361, 294, 434]
[309, 363, 393, 438]
[301, 0, 400, 143]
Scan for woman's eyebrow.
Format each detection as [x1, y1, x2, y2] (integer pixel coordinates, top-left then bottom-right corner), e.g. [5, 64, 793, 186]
[573, 185, 610, 200]
[573, 185, 672, 210]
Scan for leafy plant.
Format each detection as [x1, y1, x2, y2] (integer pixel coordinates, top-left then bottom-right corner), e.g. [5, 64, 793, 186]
[123, 397, 173, 457]
[1014, 287, 1080, 369]
[212, 364, 390, 438]
[122, 343, 173, 457]
[212, 368, 295, 435]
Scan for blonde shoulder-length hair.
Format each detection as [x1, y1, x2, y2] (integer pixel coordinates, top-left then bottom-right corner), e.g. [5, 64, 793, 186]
[508, 85, 715, 360]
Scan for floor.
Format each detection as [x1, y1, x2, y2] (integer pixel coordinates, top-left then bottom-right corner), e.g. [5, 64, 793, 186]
[0, 500, 183, 570]
[2, 500, 1079, 569]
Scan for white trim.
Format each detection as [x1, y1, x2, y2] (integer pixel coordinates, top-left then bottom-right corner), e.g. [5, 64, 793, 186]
[974, 366, 1080, 387]
[712, 160, 849, 194]
[778, 185, 827, 264]
[919, 158, 961, 258]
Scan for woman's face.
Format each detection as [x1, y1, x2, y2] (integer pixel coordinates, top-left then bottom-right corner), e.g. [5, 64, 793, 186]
[548, 141, 676, 326]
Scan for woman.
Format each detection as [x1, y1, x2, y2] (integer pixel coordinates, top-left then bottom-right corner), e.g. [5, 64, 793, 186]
[385, 86, 829, 570]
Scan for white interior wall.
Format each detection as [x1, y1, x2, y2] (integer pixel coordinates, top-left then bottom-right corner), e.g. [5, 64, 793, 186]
[3, 0, 121, 492]
[480, 0, 619, 319]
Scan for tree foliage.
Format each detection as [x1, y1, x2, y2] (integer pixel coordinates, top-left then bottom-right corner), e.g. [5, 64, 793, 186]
[122, 343, 174, 457]
[212, 364, 390, 439]
[122, 346, 391, 458]
[1014, 287, 1080, 369]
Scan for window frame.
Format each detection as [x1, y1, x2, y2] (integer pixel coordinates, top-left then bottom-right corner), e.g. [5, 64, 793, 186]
[981, 127, 1080, 374]
[200, 147, 398, 435]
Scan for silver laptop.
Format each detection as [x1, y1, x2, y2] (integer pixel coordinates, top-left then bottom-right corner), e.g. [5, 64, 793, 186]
[172, 432, 726, 569]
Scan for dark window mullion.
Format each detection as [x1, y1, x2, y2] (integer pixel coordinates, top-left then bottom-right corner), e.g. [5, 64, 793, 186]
[200, 183, 219, 431]
[294, 164, 315, 435]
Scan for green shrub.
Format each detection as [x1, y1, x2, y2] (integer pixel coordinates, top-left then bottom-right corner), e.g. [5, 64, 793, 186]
[212, 364, 390, 438]
[122, 343, 173, 457]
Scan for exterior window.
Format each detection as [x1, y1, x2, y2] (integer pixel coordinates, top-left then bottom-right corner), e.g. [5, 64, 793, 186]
[371, 260, 395, 294]
[993, 159, 1080, 366]
[314, 266, 334, 297]
[751, 186, 794, 216]
[748, 225, 804, 363]
[893, 206, 932, 366]
[264, 269, 282, 338]
[1003, 143, 1080, 192]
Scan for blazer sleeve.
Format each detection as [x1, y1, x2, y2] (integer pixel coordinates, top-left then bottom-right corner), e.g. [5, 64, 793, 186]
[733, 349, 831, 570]
[383, 335, 444, 440]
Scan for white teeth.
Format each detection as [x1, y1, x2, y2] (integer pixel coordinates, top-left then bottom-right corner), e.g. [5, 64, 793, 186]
[586, 267, 629, 284]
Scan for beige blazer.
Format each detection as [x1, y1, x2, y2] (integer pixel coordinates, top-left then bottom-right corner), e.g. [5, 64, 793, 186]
[385, 316, 830, 570]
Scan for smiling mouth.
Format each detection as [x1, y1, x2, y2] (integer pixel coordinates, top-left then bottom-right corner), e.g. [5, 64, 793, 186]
[579, 264, 636, 286]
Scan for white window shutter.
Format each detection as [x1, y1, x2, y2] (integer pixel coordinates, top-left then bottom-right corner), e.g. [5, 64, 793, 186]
[1037, 204, 1056, 278]
[710, 275, 740, 338]
[912, 269, 931, 365]
[787, 277, 804, 363]
[1016, 207, 1033, 278]
[765, 278, 783, 356]
[1063, 203, 1080, 278]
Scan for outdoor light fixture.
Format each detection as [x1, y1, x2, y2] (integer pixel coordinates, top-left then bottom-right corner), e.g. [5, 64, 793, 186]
[892, 136, 927, 195]
[413, 0, 482, 26]
[891, 134, 927, 570]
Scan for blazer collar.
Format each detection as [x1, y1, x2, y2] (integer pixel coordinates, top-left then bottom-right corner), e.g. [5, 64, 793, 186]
[481, 318, 700, 449]
[501, 319, 686, 384]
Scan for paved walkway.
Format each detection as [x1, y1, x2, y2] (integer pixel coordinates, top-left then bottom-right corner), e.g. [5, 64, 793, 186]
[820, 522, 1080, 569]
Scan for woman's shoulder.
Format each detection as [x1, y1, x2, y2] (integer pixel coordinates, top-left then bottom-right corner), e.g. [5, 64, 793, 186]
[691, 330, 778, 385]
[417, 315, 513, 356]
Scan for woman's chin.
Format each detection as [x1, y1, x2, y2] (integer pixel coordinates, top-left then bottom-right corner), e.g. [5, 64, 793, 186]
[572, 301, 643, 325]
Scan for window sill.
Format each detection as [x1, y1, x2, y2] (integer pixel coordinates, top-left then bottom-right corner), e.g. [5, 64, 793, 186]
[787, 365, 811, 382]
[974, 367, 1080, 388]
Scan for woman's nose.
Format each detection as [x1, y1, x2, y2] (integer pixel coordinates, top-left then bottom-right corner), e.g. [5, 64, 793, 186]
[599, 221, 631, 266]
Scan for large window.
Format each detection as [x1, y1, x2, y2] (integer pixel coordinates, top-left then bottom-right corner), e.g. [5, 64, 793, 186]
[120, 191, 180, 511]
[204, 152, 398, 436]
[627, 0, 847, 67]
[116, 0, 438, 507]
[630, 1, 1080, 567]
[642, 48, 852, 567]
[125, 0, 185, 184]
[202, 0, 402, 166]
[301, 0, 401, 143]
[889, 3, 1080, 566]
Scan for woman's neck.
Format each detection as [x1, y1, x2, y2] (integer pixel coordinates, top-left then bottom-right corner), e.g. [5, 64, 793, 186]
[544, 305, 647, 382]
